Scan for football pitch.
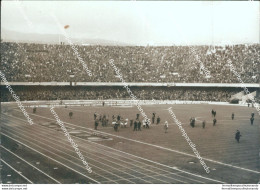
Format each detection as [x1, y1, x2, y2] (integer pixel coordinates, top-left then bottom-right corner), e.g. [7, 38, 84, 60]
[1, 102, 259, 184]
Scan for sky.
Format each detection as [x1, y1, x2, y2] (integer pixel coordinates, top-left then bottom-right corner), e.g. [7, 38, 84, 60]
[1, 1, 259, 45]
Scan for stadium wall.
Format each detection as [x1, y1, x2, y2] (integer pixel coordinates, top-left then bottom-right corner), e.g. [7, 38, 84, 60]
[1, 82, 260, 88]
[1, 85, 259, 105]
[2, 99, 258, 109]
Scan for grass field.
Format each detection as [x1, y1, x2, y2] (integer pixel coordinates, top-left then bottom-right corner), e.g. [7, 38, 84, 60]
[1, 102, 259, 184]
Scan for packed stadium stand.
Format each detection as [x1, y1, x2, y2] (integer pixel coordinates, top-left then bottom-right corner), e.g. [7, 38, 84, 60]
[1, 42, 259, 83]
[1, 42, 259, 104]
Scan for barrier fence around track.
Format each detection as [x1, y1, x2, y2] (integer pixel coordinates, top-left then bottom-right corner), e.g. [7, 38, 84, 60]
[1, 99, 259, 109]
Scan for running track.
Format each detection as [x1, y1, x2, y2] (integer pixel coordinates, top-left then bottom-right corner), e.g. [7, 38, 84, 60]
[1, 112, 224, 184]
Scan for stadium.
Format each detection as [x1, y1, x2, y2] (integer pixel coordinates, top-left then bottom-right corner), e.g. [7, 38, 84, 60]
[1, 41, 260, 184]
[1, 1, 260, 186]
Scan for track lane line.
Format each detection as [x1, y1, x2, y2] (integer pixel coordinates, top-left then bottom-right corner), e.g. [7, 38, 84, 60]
[2, 120, 185, 184]
[1, 132, 100, 184]
[1, 126, 133, 184]
[1, 123, 164, 184]
[1, 146, 61, 184]
[1, 159, 33, 184]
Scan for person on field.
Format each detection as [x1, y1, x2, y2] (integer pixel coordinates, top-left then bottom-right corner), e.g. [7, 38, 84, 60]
[133, 120, 138, 131]
[120, 117, 124, 128]
[105, 116, 109, 127]
[235, 130, 241, 143]
[213, 118, 217, 126]
[33, 107, 37, 113]
[202, 120, 206, 129]
[211, 109, 215, 117]
[164, 121, 168, 133]
[69, 111, 73, 119]
[94, 119, 98, 130]
[130, 119, 133, 127]
[138, 120, 142, 131]
[124, 118, 128, 128]
[152, 113, 156, 124]
[231, 113, 234, 120]
[102, 114, 106, 127]
[142, 119, 146, 128]
[157, 116, 161, 124]
[250, 117, 254, 125]
[190, 117, 195, 128]
[112, 119, 116, 128]
[114, 121, 119, 132]
[145, 119, 150, 129]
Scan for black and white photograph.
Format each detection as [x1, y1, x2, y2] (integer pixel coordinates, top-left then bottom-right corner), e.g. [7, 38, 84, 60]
[0, 1, 259, 189]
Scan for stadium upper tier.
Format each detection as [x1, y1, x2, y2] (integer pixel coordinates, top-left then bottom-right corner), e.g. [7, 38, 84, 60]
[1, 42, 259, 83]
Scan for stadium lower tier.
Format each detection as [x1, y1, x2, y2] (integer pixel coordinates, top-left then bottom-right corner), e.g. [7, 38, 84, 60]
[1, 86, 259, 102]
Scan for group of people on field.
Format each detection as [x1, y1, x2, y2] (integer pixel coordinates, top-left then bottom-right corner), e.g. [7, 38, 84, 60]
[187, 108, 257, 144]
[63, 106, 257, 144]
[111, 114, 129, 132]
[92, 112, 163, 132]
[189, 109, 217, 129]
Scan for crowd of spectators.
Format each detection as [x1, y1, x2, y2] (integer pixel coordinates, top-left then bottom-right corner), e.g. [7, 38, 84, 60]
[1, 86, 246, 102]
[1, 42, 259, 83]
